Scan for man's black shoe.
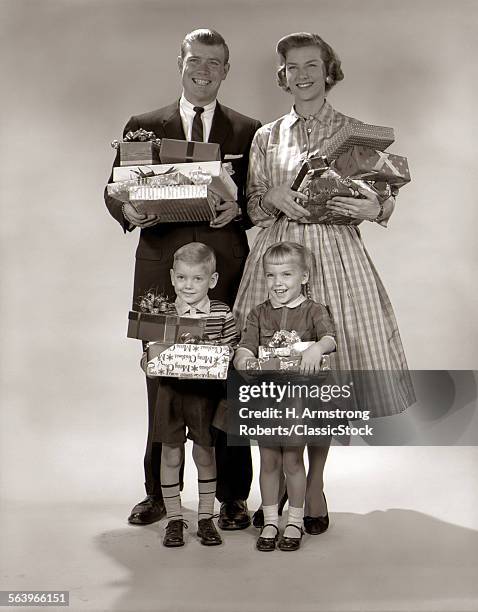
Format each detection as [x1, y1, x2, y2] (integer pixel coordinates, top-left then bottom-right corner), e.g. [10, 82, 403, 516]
[128, 495, 166, 525]
[218, 500, 250, 530]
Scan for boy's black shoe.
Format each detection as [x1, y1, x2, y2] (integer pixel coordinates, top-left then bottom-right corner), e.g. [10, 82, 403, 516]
[218, 500, 250, 530]
[163, 519, 187, 547]
[128, 495, 166, 525]
[197, 518, 222, 546]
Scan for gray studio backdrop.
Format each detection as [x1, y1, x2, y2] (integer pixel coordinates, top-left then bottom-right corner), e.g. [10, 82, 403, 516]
[1, 0, 477, 503]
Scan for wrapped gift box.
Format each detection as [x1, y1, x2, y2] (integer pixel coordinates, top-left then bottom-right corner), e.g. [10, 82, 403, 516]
[291, 156, 329, 191]
[129, 184, 217, 221]
[246, 354, 330, 372]
[118, 141, 161, 166]
[334, 146, 410, 187]
[159, 138, 221, 163]
[258, 341, 315, 358]
[298, 178, 363, 225]
[106, 172, 190, 203]
[113, 161, 237, 202]
[323, 123, 395, 160]
[146, 342, 229, 379]
[127, 311, 206, 342]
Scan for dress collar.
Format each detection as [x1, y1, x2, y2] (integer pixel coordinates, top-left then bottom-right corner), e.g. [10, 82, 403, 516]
[269, 294, 307, 309]
[283, 99, 332, 129]
[174, 295, 211, 316]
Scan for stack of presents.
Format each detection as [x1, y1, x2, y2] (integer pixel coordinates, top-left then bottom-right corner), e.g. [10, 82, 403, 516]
[107, 129, 237, 222]
[127, 291, 230, 380]
[289, 122, 411, 223]
[108, 121, 410, 376]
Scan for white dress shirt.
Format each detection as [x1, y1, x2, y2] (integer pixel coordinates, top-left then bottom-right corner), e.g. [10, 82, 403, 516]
[179, 95, 216, 142]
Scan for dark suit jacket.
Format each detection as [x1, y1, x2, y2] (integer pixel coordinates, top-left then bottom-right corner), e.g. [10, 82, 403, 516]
[104, 101, 261, 308]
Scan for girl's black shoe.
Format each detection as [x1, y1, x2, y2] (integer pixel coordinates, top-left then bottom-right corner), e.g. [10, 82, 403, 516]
[278, 524, 303, 552]
[256, 524, 279, 552]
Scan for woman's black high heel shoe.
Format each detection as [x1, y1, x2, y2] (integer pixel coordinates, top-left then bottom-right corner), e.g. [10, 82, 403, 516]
[303, 492, 329, 535]
[252, 491, 288, 528]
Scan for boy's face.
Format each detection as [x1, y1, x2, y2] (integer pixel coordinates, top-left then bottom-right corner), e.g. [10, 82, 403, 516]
[170, 261, 218, 306]
[264, 260, 309, 306]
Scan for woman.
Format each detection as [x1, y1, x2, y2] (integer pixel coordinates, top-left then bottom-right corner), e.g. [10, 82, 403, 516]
[233, 32, 415, 534]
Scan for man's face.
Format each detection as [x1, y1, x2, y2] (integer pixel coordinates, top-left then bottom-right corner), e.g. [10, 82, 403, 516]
[178, 41, 229, 106]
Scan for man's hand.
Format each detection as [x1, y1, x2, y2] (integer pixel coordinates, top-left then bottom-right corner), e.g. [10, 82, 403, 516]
[262, 185, 310, 221]
[123, 202, 160, 228]
[210, 200, 240, 228]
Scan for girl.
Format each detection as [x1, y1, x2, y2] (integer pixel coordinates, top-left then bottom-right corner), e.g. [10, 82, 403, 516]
[234, 241, 336, 551]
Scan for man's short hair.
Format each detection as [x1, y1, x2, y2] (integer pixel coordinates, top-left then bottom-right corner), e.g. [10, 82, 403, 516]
[180, 28, 230, 64]
[173, 242, 217, 274]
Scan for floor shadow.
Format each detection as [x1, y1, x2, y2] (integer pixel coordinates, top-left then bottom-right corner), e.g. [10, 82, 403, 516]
[95, 507, 478, 612]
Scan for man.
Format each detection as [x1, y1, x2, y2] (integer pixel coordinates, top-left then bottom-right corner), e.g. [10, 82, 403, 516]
[104, 29, 260, 531]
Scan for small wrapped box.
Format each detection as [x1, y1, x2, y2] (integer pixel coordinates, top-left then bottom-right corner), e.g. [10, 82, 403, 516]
[246, 354, 330, 372]
[146, 342, 230, 379]
[118, 141, 161, 166]
[111, 129, 162, 166]
[113, 161, 237, 202]
[334, 146, 410, 187]
[323, 123, 395, 160]
[129, 184, 218, 221]
[159, 138, 221, 163]
[127, 311, 206, 342]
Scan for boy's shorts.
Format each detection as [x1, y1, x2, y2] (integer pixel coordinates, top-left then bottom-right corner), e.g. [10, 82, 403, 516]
[153, 379, 225, 447]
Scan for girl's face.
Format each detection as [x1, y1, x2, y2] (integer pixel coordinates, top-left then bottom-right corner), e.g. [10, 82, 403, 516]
[170, 261, 218, 306]
[284, 45, 327, 105]
[264, 259, 309, 306]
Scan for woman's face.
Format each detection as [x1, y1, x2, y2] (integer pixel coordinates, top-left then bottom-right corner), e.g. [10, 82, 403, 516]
[285, 45, 326, 104]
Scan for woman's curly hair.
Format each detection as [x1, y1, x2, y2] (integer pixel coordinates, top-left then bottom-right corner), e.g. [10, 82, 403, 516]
[276, 32, 344, 93]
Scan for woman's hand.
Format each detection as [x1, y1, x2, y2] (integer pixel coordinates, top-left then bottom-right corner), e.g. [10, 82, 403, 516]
[326, 185, 381, 221]
[263, 185, 310, 221]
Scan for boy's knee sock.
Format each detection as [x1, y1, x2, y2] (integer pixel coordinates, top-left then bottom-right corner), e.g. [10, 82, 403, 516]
[284, 506, 304, 538]
[161, 482, 182, 521]
[198, 477, 216, 521]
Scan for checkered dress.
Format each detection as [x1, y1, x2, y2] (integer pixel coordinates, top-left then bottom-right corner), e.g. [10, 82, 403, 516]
[233, 102, 415, 416]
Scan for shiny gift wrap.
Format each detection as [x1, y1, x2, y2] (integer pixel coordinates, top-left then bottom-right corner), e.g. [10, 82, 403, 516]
[334, 145, 410, 187]
[106, 172, 190, 203]
[129, 184, 218, 221]
[112, 160, 237, 202]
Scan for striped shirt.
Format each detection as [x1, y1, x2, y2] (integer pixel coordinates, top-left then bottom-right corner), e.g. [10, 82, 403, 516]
[247, 101, 358, 226]
[174, 297, 239, 347]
